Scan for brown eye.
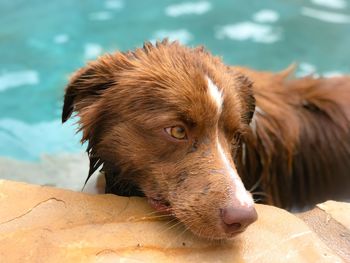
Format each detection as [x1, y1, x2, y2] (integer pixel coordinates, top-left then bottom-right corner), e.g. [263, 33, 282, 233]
[165, 126, 187, 140]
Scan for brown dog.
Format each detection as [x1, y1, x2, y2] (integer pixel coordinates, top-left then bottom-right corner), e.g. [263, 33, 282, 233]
[62, 40, 350, 239]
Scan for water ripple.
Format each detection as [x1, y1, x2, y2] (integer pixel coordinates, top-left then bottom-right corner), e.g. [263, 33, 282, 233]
[216, 22, 281, 44]
[165, 1, 211, 17]
[301, 7, 350, 23]
[0, 71, 39, 92]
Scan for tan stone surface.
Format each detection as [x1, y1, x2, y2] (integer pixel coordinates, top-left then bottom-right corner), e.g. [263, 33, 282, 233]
[317, 201, 350, 229]
[0, 180, 345, 263]
[297, 202, 350, 262]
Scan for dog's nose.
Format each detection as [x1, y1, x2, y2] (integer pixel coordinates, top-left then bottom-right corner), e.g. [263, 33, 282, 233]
[220, 206, 258, 234]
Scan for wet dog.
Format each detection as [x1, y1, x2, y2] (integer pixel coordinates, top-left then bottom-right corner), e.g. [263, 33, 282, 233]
[62, 40, 350, 239]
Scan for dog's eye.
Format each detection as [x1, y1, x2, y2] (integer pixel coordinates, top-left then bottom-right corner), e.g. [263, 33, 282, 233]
[165, 126, 187, 140]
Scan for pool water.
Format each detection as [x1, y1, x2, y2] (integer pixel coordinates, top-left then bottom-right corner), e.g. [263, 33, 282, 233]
[1, 0, 350, 161]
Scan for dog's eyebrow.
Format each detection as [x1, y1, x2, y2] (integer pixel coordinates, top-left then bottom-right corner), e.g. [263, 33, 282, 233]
[177, 113, 197, 128]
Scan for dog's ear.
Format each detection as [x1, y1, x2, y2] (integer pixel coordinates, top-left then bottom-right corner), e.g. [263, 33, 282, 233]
[236, 74, 256, 124]
[62, 54, 134, 186]
[62, 66, 96, 123]
[63, 61, 108, 123]
[62, 54, 135, 185]
[62, 53, 132, 123]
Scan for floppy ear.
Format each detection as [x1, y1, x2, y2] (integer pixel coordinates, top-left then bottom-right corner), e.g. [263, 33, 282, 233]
[62, 53, 132, 185]
[236, 74, 256, 124]
[61, 66, 107, 123]
[62, 54, 125, 123]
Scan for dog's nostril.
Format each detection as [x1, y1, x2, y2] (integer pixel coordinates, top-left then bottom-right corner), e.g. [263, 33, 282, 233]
[220, 206, 258, 233]
[226, 222, 242, 232]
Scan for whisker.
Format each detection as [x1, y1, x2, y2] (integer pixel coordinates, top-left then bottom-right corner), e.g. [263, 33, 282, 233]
[158, 218, 182, 235]
[136, 214, 174, 221]
[251, 191, 269, 197]
[162, 220, 184, 236]
[162, 217, 179, 227]
[249, 175, 263, 193]
[165, 224, 190, 249]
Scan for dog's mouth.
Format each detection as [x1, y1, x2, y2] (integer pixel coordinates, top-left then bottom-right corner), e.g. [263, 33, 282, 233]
[147, 195, 172, 213]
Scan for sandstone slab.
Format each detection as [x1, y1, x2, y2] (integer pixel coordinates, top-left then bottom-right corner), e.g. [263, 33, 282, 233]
[0, 180, 347, 262]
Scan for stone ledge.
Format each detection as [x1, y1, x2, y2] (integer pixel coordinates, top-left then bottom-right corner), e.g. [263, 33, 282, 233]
[0, 179, 348, 262]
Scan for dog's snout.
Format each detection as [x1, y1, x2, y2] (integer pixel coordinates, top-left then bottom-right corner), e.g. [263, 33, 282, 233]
[220, 206, 258, 234]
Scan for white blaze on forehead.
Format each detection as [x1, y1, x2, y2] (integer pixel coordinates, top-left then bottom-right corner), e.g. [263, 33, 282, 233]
[206, 76, 223, 111]
[217, 139, 254, 207]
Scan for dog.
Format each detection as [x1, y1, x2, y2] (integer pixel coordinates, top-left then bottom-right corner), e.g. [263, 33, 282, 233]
[62, 40, 350, 240]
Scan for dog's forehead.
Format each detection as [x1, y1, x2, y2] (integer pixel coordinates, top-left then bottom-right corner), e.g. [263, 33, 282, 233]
[115, 45, 241, 127]
[155, 72, 225, 125]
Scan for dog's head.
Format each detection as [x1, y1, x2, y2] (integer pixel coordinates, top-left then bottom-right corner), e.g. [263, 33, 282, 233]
[62, 40, 257, 239]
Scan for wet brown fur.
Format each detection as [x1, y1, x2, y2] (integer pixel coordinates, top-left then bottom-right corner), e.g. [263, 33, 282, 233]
[235, 67, 350, 209]
[62, 40, 350, 238]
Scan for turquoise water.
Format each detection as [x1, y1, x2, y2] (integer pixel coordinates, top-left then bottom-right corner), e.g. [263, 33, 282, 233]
[1, 0, 350, 160]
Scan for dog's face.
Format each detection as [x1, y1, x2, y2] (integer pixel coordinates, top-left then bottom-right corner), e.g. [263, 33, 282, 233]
[63, 40, 257, 239]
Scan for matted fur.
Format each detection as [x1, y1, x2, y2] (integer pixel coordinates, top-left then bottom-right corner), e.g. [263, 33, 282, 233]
[62, 40, 350, 238]
[235, 67, 350, 209]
